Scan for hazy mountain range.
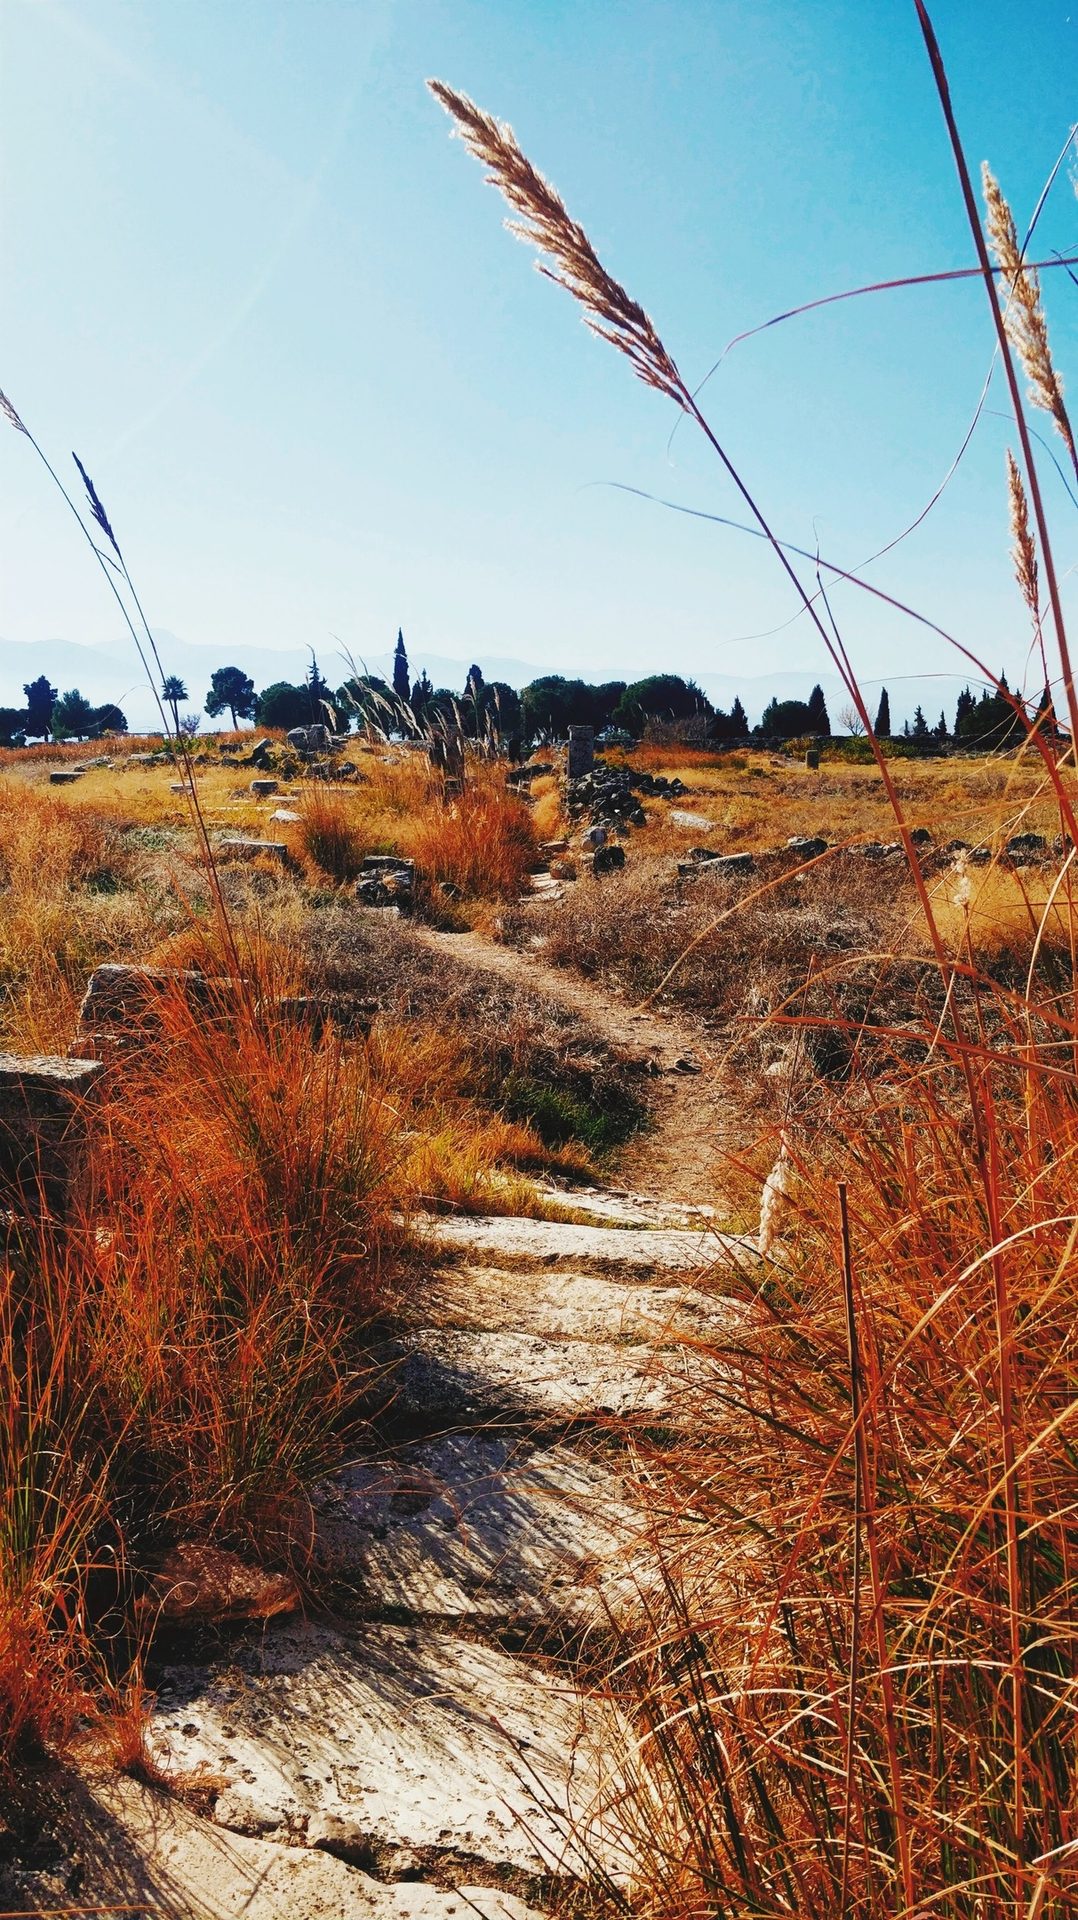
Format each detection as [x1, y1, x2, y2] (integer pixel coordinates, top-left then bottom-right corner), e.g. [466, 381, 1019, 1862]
[0, 632, 972, 733]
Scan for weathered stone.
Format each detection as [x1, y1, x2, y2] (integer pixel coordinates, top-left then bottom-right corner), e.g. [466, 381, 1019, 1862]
[2, 1774, 544, 1920]
[416, 1211, 744, 1273]
[804, 748, 820, 769]
[910, 827, 933, 846]
[313, 1431, 642, 1632]
[48, 768, 82, 784]
[539, 839, 569, 855]
[670, 809, 714, 832]
[146, 1619, 626, 1884]
[356, 858, 415, 909]
[857, 842, 902, 860]
[1006, 832, 1048, 859]
[581, 825, 607, 849]
[250, 778, 278, 796]
[785, 835, 828, 859]
[567, 725, 595, 779]
[78, 964, 242, 1037]
[0, 1053, 102, 1215]
[678, 851, 754, 877]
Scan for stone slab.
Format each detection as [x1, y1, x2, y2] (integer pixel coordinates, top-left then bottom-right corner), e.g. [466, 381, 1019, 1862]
[313, 1431, 643, 1630]
[669, 809, 714, 832]
[1, 1773, 545, 1920]
[147, 1619, 624, 1883]
[391, 1327, 700, 1421]
[425, 1262, 736, 1345]
[417, 1212, 749, 1274]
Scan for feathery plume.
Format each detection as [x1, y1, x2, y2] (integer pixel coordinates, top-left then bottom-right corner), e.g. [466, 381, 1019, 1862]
[983, 165, 1076, 468]
[72, 451, 122, 560]
[1006, 448, 1040, 622]
[427, 80, 685, 406]
[0, 390, 28, 436]
[757, 1132, 792, 1258]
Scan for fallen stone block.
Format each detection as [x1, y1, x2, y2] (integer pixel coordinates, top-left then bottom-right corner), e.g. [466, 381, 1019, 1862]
[670, 809, 714, 832]
[678, 850, 754, 877]
[0, 1053, 102, 1216]
[76, 965, 243, 1057]
[48, 768, 82, 784]
[785, 835, 828, 859]
[250, 777, 278, 796]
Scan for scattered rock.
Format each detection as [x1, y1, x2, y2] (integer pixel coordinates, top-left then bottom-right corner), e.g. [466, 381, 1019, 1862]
[678, 851, 754, 877]
[250, 778, 279, 797]
[48, 769, 82, 784]
[670, 809, 714, 832]
[1006, 832, 1048, 860]
[785, 835, 828, 860]
[581, 825, 607, 849]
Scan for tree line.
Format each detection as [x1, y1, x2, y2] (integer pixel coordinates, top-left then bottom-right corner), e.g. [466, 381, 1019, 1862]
[0, 640, 1060, 752]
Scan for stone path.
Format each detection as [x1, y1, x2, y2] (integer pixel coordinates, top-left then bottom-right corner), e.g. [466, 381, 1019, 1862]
[5, 942, 749, 1918]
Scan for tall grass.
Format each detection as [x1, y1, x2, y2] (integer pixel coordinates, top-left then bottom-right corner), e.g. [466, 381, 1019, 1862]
[432, 33, 1078, 1915]
[407, 772, 538, 898]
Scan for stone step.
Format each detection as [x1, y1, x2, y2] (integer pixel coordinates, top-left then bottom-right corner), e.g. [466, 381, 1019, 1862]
[389, 1326, 705, 1424]
[423, 1260, 737, 1344]
[417, 1211, 751, 1274]
[146, 1619, 628, 1890]
[2, 1775, 544, 1920]
[312, 1431, 645, 1634]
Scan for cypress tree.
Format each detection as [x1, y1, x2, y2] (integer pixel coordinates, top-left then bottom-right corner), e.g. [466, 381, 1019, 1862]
[806, 683, 831, 736]
[392, 630, 410, 703]
[874, 688, 891, 737]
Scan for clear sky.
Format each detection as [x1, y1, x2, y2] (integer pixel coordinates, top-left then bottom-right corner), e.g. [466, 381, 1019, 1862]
[1, 0, 1076, 719]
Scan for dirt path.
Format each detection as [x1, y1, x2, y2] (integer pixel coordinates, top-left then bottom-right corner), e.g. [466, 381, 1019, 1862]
[410, 926, 736, 1211]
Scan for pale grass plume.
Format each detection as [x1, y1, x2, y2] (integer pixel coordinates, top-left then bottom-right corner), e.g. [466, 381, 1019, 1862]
[427, 80, 685, 405]
[983, 165, 1076, 470]
[1006, 448, 1040, 623]
[0, 389, 28, 436]
[757, 1130, 792, 1258]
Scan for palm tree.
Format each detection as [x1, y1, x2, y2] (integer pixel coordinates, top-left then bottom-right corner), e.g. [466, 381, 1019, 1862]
[161, 675, 188, 733]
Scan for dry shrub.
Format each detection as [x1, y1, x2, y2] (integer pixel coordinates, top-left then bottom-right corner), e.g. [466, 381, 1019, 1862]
[605, 983, 1078, 1917]
[0, 786, 144, 1047]
[292, 789, 370, 883]
[0, 968, 404, 1784]
[407, 779, 537, 899]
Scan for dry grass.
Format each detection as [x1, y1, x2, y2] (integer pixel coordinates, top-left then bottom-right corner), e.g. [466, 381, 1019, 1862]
[431, 65, 1078, 1915]
[406, 773, 538, 898]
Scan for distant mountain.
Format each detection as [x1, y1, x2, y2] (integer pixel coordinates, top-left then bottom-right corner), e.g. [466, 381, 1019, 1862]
[0, 634, 983, 734]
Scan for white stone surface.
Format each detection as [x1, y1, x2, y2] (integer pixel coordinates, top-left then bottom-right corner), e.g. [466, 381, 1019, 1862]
[313, 1431, 644, 1628]
[417, 1212, 751, 1274]
[148, 1619, 625, 1883]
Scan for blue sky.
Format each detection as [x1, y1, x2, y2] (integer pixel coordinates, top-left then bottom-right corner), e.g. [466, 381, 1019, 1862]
[1, 0, 1076, 720]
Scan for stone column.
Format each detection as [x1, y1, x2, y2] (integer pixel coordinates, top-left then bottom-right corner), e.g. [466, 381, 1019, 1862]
[567, 726, 595, 779]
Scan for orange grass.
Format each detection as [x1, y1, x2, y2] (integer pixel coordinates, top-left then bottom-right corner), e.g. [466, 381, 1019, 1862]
[406, 772, 538, 898]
